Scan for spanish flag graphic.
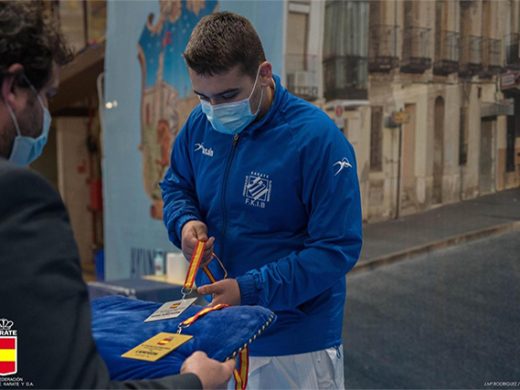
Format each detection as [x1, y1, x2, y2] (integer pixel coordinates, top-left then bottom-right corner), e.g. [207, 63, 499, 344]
[0, 337, 17, 376]
[157, 337, 173, 346]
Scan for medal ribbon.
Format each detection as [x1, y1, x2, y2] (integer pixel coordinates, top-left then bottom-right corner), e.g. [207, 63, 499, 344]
[233, 347, 249, 390]
[202, 253, 227, 283]
[181, 242, 248, 388]
[177, 303, 229, 333]
[202, 266, 217, 283]
[184, 243, 228, 291]
[184, 241, 205, 292]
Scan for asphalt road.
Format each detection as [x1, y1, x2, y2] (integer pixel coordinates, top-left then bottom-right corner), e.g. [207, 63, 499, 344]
[343, 230, 520, 389]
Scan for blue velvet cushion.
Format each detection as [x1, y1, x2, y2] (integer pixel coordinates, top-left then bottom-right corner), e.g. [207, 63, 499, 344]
[91, 295, 275, 380]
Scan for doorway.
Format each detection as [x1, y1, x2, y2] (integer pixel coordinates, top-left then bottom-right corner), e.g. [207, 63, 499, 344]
[400, 103, 417, 215]
[479, 119, 494, 194]
[433, 97, 445, 204]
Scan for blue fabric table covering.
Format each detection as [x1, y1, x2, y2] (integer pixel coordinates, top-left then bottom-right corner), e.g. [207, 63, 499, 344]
[91, 295, 275, 380]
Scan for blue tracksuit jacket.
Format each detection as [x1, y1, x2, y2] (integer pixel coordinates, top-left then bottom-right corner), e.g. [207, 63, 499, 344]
[160, 75, 362, 356]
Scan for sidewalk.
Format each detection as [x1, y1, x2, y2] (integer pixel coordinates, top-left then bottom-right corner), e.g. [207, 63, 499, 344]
[355, 187, 520, 272]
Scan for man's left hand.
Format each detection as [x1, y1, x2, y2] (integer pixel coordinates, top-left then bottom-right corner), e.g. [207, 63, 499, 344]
[197, 279, 241, 306]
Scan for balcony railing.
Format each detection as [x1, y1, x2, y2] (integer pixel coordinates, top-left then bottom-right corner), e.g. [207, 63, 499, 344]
[368, 24, 399, 72]
[285, 54, 319, 101]
[459, 35, 482, 77]
[481, 38, 502, 76]
[401, 26, 432, 73]
[505, 33, 520, 70]
[323, 55, 368, 100]
[433, 31, 460, 75]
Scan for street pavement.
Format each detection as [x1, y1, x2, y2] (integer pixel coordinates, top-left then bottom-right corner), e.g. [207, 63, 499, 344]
[358, 188, 520, 271]
[343, 229, 520, 389]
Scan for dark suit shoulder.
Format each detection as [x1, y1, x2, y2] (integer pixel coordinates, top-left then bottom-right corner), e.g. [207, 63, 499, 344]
[0, 159, 62, 216]
[0, 158, 58, 194]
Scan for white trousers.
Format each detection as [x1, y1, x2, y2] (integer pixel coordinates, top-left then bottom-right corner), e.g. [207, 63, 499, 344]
[230, 345, 345, 390]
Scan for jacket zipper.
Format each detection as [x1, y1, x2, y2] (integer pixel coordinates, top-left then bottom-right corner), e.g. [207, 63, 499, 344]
[219, 133, 240, 263]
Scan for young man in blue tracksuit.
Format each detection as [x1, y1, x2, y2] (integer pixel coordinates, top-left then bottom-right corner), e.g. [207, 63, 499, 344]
[161, 11, 362, 389]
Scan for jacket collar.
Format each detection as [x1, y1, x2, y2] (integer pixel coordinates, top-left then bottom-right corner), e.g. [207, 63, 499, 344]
[241, 74, 286, 137]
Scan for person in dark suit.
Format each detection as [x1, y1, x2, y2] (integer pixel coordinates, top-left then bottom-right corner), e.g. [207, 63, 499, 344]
[0, 2, 234, 389]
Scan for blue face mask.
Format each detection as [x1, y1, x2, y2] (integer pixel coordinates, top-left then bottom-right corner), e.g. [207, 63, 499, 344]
[6, 80, 52, 166]
[200, 69, 264, 135]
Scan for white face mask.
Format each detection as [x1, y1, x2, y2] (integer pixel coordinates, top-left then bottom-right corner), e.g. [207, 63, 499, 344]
[200, 67, 263, 135]
[6, 78, 52, 166]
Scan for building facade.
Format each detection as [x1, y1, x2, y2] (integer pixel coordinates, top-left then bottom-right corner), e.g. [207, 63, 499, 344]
[285, 0, 520, 222]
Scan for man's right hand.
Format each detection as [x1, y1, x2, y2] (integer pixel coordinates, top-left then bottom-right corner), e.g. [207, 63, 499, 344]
[181, 351, 235, 389]
[181, 220, 215, 266]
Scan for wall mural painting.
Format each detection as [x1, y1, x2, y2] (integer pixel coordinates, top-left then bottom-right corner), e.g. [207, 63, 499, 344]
[137, 0, 218, 219]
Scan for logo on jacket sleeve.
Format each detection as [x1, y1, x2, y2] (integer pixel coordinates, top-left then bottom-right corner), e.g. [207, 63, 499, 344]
[333, 157, 352, 176]
[243, 172, 272, 209]
[0, 319, 17, 376]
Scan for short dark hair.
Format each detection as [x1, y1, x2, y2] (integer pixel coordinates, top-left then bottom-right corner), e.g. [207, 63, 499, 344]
[184, 12, 266, 79]
[0, 1, 73, 91]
